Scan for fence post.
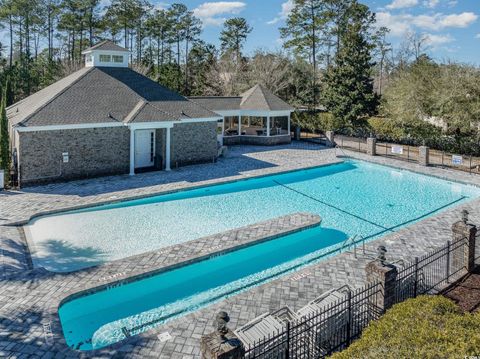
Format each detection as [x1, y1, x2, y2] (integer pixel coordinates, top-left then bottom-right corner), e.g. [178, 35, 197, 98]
[326, 131, 335, 148]
[365, 246, 398, 313]
[285, 321, 290, 359]
[419, 146, 430, 166]
[451, 209, 477, 273]
[367, 137, 376, 156]
[346, 290, 352, 346]
[201, 312, 245, 359]
[446, 240, 451, 283]
[413, 257, 419, 297]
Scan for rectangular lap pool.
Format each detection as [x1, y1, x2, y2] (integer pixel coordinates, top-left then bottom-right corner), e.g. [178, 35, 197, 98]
[46, 160, 480, 350]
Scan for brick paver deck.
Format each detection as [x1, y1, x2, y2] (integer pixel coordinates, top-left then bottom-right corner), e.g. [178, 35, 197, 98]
[1, 142, 479, 358]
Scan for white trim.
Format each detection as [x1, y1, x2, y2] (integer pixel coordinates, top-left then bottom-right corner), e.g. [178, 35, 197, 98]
[213, 110, 293, 118]
[14, 122, 124, 132]
[129, 129, 135, 175]
[165, 127, 171, 171]
[14, 117, 221, 133]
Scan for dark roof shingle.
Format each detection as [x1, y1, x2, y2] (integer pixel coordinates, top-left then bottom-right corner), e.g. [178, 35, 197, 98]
[82, 40, 128, 53]
[189, 84, 294, 113]
[9, 67, 219, 127]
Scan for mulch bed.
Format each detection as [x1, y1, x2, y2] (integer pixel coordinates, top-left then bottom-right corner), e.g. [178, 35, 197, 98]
[442, 267, 480, 313]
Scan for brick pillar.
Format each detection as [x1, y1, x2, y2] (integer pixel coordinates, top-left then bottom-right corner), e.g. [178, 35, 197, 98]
[326, 131, 335, 148]
[419, 146, 429, 166]
[452, 210, 477, 273]
[366, 246, 398, 313]
[367, 138, 376, 156]
[201, 312, 245, 359]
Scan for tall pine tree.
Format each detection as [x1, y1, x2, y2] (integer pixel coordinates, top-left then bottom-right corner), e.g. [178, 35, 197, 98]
[322, 1, 378, 129]
[0, 79, 10, 184]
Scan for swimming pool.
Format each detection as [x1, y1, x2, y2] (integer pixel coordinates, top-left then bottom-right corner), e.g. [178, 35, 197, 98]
[60, 226, 347, 350]
[26, 160, 480, 272]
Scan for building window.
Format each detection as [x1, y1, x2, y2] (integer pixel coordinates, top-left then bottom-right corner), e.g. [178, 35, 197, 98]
[99, 54, 111, 63]
[86, 55, 93, 63]
[112, 55, 124, 63]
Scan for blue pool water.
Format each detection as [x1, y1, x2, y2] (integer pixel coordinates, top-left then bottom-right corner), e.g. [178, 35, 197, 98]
[51, 160, 480, 350]
[60, 227, 347, 350]
[27, 160, 480, 272]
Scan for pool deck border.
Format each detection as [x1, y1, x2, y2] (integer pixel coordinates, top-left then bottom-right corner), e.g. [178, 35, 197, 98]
[2, 143, 480, 358]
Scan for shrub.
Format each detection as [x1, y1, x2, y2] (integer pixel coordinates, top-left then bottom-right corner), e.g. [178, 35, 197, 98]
[332, 296, 480, 359]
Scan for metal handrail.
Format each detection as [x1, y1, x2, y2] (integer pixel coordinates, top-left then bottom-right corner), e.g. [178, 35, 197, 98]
[342, 235, 366, 258]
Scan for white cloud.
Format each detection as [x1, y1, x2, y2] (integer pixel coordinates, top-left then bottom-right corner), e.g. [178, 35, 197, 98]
[376, 11, 478, 36]
[267, 0, 294, 25]
[193, 2, 246, 26]
[440, 12, 478, 28]
[424, 33, 455, 47]
[424, 0, 439, 8]
[476, 33, 480, 39]
[386, 0, 419, 10]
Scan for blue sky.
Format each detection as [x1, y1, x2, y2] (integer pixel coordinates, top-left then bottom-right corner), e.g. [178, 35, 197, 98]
[156, 0, 480, 65]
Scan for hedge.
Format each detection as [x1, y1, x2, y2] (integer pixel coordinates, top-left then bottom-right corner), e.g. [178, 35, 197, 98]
[331, 296, 480, 359]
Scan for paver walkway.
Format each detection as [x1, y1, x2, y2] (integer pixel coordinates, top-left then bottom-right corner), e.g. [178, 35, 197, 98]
[1, 142, 479, 358]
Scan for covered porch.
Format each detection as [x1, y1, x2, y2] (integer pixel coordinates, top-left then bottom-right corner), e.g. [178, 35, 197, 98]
[219, 110, 292, 146]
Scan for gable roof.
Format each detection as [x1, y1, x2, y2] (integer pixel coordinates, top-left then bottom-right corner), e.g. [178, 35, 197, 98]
[82, 40, 128, 53]
[8, 67, 218, 127]
[188, 84, 294, 113]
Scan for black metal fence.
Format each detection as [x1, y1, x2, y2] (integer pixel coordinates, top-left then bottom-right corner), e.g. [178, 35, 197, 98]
[244, 281, 382, 359]
[334, 134, 480, 175]
[244, 239, 469, 358]
[393, 239, 466, 304]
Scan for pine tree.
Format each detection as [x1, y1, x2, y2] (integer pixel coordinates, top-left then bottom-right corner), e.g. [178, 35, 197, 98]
[322, 1, 378, 128]
[0, 79, 10, 184]
[220, 17, 252, 63]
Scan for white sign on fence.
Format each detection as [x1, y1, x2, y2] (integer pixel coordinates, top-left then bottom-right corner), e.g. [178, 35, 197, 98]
[452, 155, 463, 165]
[391, 145, 404, 155]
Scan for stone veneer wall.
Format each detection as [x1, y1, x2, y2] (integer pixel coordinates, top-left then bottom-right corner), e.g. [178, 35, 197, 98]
[171, 121, 218, 167]
[18, 127, 130, 186]
[223, 134, 291, 146]
[155, 128, 166, 169]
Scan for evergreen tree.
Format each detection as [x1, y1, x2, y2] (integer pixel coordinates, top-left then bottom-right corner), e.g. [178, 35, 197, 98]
[280, 0, 329, 108]
[0, 79, 10, 184]
[322, 1, 378, 128]
[219, 17, 252, 63]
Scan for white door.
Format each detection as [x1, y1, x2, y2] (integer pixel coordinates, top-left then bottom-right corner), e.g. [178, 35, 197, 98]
[134, 130, 155, 169]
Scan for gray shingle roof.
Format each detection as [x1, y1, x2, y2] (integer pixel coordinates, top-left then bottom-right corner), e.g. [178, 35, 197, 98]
[188, 97, 242, 111]
[82, 40, 128, 53]
[9, 67, 219, 127]
[240, 84, 294, 111]
[189, 84, 294, 113]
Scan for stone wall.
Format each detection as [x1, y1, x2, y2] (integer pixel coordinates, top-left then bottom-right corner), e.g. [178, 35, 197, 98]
[171, 122, 218, 167]
[223, 134, 291, 146]
[18, 127, 130, 186]
[155, 128, 166, 169]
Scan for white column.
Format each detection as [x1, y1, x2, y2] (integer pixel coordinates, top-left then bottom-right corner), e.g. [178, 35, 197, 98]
[238, 115, 241, 136]
[165, 127, 171, 171]
[288, 113, 291, 135]
[266, 115, 270, 137]
[129, 128, 135, 175]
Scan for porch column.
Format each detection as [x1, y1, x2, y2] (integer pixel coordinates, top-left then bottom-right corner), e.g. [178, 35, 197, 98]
[266, 115, 270, 137]
[287, 113, 291, 135]
[165, 126, 171, 171]
[238, 115, 241, 135]
[129, 128, 135, 175]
